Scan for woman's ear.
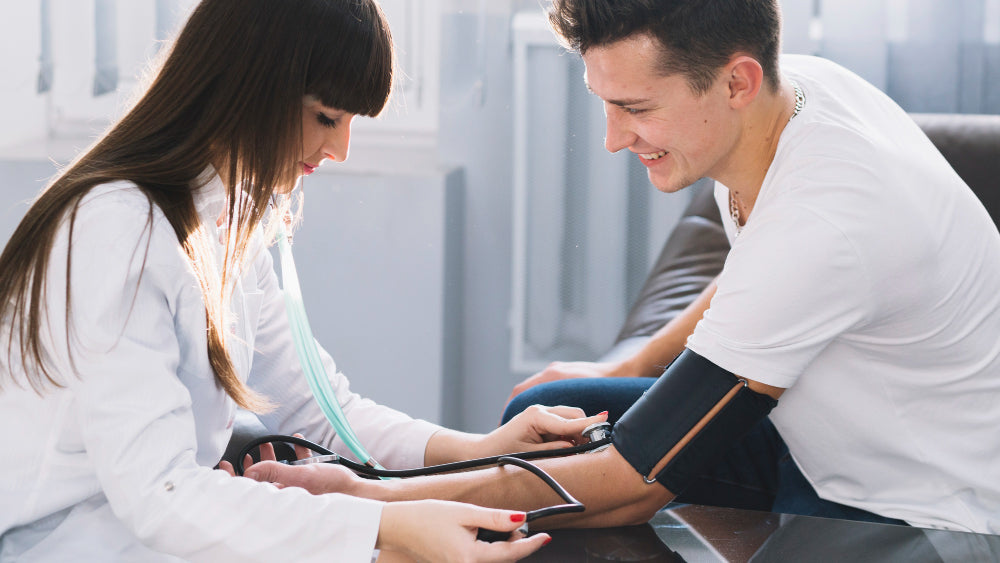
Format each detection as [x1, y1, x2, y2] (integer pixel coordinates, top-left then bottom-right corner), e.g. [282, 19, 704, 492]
[726, 55, 765, 110]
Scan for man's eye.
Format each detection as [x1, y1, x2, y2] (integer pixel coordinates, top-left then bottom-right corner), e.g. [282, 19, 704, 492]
[317, 113, 338, 128]
[624, 107, 644, 115]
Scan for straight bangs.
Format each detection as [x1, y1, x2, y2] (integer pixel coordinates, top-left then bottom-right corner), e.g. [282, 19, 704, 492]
[306, 0, 394, 117]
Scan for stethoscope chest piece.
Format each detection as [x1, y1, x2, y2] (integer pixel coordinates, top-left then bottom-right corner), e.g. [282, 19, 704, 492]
[583, 421, 612, 453]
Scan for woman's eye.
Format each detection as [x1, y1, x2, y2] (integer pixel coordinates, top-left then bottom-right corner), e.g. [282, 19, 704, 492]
[317, 113, 338, 128]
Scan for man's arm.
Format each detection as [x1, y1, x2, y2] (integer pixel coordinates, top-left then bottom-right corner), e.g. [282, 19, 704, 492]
[240, 439, 673, 528]
[362, 371, 783, 530]
[363, 444, 676, 529]
[244, 353, 784, 530]
[368, 368, 782, 528]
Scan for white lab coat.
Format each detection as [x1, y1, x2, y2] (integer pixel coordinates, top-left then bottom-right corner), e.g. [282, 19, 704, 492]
[0, 174, 442, 561]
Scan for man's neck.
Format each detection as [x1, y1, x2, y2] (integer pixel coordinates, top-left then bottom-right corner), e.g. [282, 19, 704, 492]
[714, 79, 798, 216]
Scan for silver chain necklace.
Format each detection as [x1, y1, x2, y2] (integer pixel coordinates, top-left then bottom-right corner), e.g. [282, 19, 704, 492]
[730, 81, 805, 236]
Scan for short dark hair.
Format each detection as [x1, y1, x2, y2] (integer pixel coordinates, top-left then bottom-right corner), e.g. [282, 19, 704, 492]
[548, 0, 782, 94]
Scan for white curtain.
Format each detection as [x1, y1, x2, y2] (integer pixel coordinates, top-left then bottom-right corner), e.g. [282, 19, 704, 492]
[782, 0, 1000, 113]
[93, 0, 118, 96]
[511, 15, 681, 372]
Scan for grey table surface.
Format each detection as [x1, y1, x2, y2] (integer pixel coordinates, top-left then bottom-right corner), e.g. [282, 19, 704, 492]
[522, 504, 1000, 562]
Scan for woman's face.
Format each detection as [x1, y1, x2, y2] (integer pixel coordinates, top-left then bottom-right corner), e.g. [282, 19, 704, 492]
[299, 96, 356, 177]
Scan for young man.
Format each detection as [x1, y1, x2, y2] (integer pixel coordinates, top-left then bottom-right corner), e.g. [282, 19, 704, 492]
[246, 0, 1000, 533]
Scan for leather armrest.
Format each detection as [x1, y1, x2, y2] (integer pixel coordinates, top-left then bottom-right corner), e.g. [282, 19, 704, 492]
[615, 181, 729, 343]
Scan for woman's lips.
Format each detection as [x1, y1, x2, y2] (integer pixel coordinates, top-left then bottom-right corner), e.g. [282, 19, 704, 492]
[301, 162, 317, 175]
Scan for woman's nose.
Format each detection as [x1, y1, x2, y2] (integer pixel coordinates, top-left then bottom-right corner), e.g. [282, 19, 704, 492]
[325, 115, 354, 163]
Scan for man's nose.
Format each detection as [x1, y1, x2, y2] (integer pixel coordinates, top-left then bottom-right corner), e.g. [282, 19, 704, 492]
[604, 107, 636, 154]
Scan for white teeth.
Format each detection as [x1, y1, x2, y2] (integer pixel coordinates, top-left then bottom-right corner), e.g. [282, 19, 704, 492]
[640, 150, 667, 160]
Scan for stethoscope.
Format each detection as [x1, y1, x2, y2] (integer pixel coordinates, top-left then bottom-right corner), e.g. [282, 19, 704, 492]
[236, 423, 611, 540]
[258, 195, 612, 539]
[270, 202, 384, 471]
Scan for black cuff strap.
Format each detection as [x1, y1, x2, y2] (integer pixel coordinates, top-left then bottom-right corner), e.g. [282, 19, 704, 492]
[611, 349, 778, 494]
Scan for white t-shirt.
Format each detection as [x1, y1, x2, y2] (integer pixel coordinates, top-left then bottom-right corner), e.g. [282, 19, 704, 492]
[686, 55, 1000, 533]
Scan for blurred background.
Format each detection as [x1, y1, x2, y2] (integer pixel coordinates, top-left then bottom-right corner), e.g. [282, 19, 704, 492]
[1, 0, 998, 432]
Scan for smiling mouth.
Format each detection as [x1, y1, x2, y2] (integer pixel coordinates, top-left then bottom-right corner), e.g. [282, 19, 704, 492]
[639, 150, 668, 160]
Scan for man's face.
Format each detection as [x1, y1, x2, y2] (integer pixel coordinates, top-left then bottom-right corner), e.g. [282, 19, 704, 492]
[582, 34, 737, 193]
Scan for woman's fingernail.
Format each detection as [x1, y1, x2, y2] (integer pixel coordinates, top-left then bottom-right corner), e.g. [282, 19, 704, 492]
[510, 513, 526, 523]
[543, 537, 552, 546]
[598, 411, 608, 417]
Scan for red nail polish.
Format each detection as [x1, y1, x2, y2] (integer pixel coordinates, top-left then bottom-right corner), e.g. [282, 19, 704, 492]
[510, 513, 526, 523]
[598, 411, 608, 417]
[543, 537, 552, 546]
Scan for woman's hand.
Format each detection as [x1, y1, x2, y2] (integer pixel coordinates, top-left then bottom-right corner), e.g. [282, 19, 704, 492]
[218, 433, 368, 496]
[476, 405, 608, 457]
[506, 360, 625, 406]
[241, 459, 366, 495]
[218, 433, 312, 479]
[423, 406, 607, 465]
[235, 457, 556, 562]
[377, 500, 551, 563]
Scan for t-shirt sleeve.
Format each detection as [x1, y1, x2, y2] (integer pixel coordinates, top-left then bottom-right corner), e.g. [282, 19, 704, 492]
[687, 203, 871, 389]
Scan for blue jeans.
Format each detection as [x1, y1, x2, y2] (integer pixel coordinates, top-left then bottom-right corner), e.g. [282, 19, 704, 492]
[503, 377, 907, 526]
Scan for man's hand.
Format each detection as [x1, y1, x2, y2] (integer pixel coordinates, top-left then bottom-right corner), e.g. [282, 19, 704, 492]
[506, 361, 626, 405]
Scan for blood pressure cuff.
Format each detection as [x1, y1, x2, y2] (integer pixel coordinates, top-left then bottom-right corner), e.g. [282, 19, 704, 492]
[611, 349, 778, 494]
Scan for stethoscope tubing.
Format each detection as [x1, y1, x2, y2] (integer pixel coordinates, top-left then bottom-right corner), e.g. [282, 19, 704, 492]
[235, 433, 610, 479]
[269, 194, 382, 471]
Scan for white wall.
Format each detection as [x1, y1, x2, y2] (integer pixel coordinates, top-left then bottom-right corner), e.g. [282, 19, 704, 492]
[0, 3, 46, 149]
[290, 166, 465, 426]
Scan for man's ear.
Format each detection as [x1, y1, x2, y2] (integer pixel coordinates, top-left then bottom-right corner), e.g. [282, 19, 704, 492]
[726, 55, 765, 110]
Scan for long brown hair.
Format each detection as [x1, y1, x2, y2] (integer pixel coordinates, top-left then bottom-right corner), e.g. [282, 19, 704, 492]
[0, 0, 394, 411]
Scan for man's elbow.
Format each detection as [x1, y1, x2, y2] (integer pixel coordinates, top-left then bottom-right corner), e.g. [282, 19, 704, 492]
[614, 488, 673, 526]
[594, 447, 675, 527]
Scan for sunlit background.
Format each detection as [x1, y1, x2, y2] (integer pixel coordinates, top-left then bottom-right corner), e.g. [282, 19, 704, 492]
[1, 0, 998, 432]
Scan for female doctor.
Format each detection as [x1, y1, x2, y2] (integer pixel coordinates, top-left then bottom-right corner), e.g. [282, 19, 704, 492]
[0, 0, 605, 561]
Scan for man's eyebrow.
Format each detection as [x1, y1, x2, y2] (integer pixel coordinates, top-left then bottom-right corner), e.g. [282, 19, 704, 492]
[606, 97, 649, 107]
[583, 79, 648, 106]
